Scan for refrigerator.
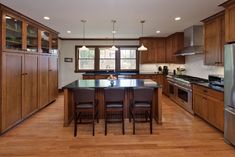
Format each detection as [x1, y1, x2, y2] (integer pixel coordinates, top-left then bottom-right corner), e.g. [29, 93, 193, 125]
[224, 44, 235, 146]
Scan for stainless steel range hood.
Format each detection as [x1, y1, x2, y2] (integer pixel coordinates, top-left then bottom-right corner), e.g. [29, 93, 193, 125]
[175, 25, 204, 56]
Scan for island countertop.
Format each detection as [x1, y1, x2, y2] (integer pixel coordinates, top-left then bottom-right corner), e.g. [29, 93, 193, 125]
[63, 79, 161, 89]
[63, 79, 162, 127]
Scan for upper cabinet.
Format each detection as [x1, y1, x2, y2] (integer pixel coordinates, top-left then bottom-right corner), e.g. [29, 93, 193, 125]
[220, 0, 235, 43]
[166, 33, 185, 64]
[4, 14, 23, 50]
[1, 5, 59, 53]
[202, 11, 225, 66]
[26, 24, 38, 52]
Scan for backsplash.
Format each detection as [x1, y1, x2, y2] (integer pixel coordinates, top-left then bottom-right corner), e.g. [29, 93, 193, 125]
[139, 54, 224, 79]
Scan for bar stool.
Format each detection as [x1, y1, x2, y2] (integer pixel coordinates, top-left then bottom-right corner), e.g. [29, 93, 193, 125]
[129, 87, 154, 134]
[104, 88, 125, 135]
[73, 88, 99, 137]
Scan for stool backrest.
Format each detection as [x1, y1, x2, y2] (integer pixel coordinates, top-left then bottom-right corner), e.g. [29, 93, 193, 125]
[104, 88, 125, 103]
[73, 88, 95, 104]
[133, 87, 154, 103]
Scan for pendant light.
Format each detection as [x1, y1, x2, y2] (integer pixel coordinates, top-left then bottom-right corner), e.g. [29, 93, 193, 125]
[110, 20, 118, 51]
[138, 20, 148, 51]
[79, 20, 89, 51]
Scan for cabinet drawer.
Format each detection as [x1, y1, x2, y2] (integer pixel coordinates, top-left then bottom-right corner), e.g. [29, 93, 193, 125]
[193, 84, 224, 101]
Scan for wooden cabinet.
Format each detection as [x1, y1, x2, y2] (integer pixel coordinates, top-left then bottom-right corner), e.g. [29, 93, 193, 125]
[48, 56, 58, 103]
[139, 38, 166, 64]
[0, 4, 59, 134]
[202, 11, 225, 66]
[193, 84, 224, 131]
[166, 33, 185, 64]
[2, 52, 23, 130]
[220, 0, 235, 43]
[163, 76, 169, 95]
[23, 54, 38, 117]
[38, 56, 49, 108]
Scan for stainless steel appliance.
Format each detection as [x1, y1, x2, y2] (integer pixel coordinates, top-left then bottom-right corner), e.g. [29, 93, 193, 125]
[224, 44, 235, 146]
[208, 75, 224, 87]
[167, 75, 207, 114]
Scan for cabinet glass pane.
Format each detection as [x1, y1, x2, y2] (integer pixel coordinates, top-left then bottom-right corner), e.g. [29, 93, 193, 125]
[51, 34, 58, 54]
[41, 31, 49, 53]
[5, 15, 22, 50]
[27, 24, 38, 52]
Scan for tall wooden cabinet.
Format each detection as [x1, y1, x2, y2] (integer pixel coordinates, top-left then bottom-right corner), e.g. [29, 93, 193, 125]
[202, 11, 225, 66]
[220, 0, 235, 43]
[0, 4, 59, 134]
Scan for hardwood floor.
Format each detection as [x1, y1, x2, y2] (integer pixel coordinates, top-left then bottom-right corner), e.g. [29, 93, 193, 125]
[0, 94, 234, 157]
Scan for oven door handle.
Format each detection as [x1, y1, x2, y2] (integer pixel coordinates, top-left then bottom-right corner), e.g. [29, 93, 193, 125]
[174, 83, 192, 92]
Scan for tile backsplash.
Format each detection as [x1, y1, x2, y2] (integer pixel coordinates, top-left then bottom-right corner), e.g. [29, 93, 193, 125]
[139, 54, 224, 79]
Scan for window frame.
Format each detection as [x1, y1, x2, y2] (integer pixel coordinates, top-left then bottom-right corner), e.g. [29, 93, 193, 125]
[75, 45, 139, 72]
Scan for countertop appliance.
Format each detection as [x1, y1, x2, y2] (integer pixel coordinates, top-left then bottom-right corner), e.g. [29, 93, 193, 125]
[224, 44, 235, 146]
[167, 75, 207, 114]
[208, 75, 224, 87]
[163, 66, 168, 75]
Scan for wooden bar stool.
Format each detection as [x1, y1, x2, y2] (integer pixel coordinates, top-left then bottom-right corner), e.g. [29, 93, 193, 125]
[129, 87, 154, 134]
[104, 88, 125, 135]
[72, 88, 99, 137]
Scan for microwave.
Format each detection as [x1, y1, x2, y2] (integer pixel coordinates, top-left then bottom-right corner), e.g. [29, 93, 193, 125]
[208, 75, 224, 87]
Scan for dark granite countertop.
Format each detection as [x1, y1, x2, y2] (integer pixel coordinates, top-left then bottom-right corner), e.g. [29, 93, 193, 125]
[63, 79, 161, 89]
[82, 71, 164, 76]
[193, 82, 224, 93]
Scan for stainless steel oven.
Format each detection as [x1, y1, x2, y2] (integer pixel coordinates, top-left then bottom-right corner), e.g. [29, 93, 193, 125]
[174, 84, 193, 114]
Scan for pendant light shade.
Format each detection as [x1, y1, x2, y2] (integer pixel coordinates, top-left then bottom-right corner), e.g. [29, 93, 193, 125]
[138, 43, 148, 51]
[138, 20, 148, 51]
[80, 20, 89, 51]
[110, 20, 118, 51]
[79, 45, 89, 51]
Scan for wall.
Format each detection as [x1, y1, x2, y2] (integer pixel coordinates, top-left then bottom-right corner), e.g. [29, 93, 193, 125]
[139, 54, 224, 79]
[184, 54, 224, 79]
[58, 39, 139, 88]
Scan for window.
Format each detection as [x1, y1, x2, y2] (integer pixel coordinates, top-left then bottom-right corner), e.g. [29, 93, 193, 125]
[77, 48, 95, 71]
[120, 48, 137, 70]
[99, 48, 116, 70]
[75, 46, 138, 72]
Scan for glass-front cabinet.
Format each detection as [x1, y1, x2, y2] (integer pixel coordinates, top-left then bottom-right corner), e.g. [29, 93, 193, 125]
[51, 34, 58, 54]
[5, 15, 22, 50]
[27, 24, 38, 52]
[41, 31, 50, 53]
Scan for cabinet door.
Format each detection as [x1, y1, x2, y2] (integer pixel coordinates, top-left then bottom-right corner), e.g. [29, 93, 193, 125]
[38, 56, 49, 108]
[155, 39, 166, 63]
[166, 36, 173, 63]
[225, 3, 235, 43]
[48, 56, 58, 103]
[2, 52, 23, 130]
[204, 16, 224, 65]
[23, 54, 38, 117]
[140, 39, 155, 63]
[193, 93, 208, 120]
[172, 33, 185, 64]
[208, 97, 224, 131]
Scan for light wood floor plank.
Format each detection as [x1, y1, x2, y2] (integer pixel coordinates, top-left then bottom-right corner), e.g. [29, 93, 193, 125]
[0, 94, 234, 157]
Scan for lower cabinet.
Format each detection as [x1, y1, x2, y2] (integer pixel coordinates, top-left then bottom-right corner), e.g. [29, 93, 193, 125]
[23, 54, 38, 118]
[193, 84, 224, 131]
[2, 52, 23, 131]
[0, 52, 58, 134]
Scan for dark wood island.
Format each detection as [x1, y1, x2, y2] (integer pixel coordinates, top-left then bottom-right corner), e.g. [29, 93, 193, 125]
[63, 79, 162, 127]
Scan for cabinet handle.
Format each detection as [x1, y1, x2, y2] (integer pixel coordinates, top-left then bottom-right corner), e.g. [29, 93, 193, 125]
[203, 90, 208, 93]
[49, 69, 52, 71]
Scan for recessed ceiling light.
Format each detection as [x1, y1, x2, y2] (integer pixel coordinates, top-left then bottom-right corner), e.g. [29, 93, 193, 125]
[67, 30, 71, 34]
[43, 16, 50, 20]
[112, 30, 116, 34]
[175, 17, 181, 21]
[156, 30, 161, 34]
[5, 16, 11, 19]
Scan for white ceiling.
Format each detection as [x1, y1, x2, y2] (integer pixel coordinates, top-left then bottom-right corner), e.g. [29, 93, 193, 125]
[0, 0, 226, 38]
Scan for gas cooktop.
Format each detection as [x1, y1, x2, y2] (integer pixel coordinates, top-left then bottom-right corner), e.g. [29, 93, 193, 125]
[168, 75, 208, 85]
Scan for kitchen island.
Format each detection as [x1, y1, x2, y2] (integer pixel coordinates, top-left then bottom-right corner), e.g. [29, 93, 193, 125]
[63, 79, 162, 127]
